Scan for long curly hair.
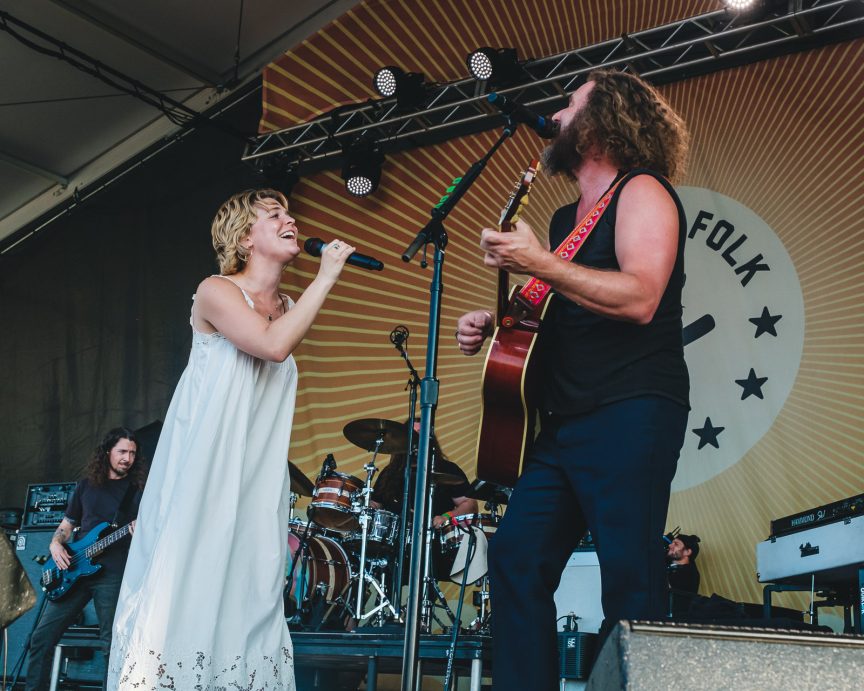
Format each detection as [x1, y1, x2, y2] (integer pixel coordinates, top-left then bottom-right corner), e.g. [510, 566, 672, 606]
[85, 427, 148, 489]
[375, 423, 449, 505]
[548, 69, 689, 183]
[211, 188, 289, 275]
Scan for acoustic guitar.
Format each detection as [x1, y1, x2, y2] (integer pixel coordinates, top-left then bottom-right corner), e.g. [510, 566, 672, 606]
[475, 160, 550, 488]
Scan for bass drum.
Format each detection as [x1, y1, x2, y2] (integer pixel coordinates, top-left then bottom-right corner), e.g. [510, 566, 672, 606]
[286, 530, 352, 612]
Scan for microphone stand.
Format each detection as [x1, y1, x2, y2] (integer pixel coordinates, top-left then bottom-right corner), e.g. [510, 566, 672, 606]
[393, 338, 421, 611]
[399, 118, 517, 691]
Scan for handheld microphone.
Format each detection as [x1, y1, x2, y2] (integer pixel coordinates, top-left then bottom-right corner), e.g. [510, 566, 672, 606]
[303, 237, 385, 271]
[390, 325, 409, 349]
[487, 92, 559, 139]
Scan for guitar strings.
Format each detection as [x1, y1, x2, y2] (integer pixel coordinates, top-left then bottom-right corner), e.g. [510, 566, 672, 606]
[45, 526, 131, 578]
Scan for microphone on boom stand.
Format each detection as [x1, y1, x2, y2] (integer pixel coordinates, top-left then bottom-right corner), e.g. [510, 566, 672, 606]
[390, 325, 409, 352]
[318, 453, 337, 482]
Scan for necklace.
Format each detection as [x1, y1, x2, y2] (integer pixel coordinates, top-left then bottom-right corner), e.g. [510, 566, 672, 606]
[266, 294, 286, 321]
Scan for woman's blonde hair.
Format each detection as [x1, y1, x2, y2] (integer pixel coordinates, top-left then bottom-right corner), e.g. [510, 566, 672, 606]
[211, 188, 289, 275]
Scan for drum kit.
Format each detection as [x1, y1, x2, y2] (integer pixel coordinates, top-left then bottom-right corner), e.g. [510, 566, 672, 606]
[284, 418, 509, 634]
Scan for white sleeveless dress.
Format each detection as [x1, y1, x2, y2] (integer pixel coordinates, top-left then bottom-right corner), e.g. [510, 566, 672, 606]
[108, 279, 297, 690]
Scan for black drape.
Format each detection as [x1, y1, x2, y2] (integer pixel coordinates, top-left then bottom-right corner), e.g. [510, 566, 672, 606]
[0, 91, 265, 508]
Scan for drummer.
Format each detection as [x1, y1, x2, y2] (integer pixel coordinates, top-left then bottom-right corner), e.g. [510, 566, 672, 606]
[370, 420, 477, 532]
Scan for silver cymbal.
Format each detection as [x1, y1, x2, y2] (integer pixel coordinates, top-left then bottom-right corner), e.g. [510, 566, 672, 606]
[343, 418, 409, 454]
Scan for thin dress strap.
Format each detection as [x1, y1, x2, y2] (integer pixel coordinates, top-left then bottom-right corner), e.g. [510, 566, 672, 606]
[213, 274, 255, 309]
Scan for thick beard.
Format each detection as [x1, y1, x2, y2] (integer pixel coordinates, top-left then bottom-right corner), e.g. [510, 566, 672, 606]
[540, 119, 584, 178]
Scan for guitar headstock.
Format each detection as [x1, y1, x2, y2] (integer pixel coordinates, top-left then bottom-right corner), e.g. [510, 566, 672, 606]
[499, 159, 541, 231]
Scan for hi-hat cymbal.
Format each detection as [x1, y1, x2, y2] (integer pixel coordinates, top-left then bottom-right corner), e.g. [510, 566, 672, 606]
[465, 479, 511, 504]
[408, 465, 466, 486]
[287, 459, 315, 497]
[343, 418, 409, 454]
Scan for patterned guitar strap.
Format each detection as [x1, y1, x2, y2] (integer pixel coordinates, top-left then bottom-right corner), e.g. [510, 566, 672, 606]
[502, 174, 628, 328]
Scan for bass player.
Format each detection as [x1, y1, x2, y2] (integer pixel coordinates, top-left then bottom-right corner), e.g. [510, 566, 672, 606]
[25, 427, 147, 691]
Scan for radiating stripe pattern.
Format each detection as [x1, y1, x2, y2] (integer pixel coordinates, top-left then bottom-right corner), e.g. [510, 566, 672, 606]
[263, 0, 864, 612]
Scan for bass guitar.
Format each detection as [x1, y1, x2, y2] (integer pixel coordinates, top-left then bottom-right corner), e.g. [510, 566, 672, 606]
[40, 521, 133, 600]
[475, 159, 549, 488]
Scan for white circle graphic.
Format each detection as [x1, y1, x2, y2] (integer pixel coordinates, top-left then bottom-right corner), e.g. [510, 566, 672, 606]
[674, 187, 804, 490]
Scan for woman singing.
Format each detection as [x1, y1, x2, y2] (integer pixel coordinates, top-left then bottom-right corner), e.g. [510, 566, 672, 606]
[108, 189, 354, 689]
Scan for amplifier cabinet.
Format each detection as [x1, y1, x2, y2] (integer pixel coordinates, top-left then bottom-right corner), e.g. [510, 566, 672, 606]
[6, 530, 100, 682]
[21, 482, 76, 531]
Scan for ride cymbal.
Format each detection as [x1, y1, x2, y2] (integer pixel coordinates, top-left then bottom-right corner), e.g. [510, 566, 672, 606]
[343, 418, 409, 454]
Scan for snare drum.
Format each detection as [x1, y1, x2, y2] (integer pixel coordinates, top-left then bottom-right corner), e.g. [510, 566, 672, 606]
[286, 530, 352, 608]
[344, 509, 399, 556]
[438, 513, 501, 553]
[288, 517, 341, 540]
[307, 471, 364, 531]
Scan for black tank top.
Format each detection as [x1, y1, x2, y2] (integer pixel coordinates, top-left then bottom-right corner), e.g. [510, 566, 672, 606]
[537, 169, 689, 415]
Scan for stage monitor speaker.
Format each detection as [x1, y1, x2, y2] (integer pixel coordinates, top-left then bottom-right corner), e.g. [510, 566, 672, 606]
[5, 531, 100, 682]
[558, 630, 597, 681]
[587, 620, 864, 690]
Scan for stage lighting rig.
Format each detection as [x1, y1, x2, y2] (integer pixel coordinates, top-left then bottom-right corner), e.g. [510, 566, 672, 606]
[466, 47, 523, 86]
[341, 136, 384, 198]
[256, 151, 300, 197]
[373, 66, 427, 109]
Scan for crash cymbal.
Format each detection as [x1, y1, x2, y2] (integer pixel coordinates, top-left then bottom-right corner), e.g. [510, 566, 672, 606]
[343, 418, 409, 454]
[287, 459, 315, 497]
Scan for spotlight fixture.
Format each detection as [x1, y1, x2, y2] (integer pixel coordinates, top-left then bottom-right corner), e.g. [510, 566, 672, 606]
[373, 66, 427, 109]
[723, 0, 758, 10]
[257, 152, 300, 197]
[466, 47, 522, 85]
[341, 137, 384, 198]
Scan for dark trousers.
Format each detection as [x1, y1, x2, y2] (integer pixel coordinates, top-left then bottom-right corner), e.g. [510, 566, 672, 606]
[488, 396, 687, 691]
[25, 568, 123, 691]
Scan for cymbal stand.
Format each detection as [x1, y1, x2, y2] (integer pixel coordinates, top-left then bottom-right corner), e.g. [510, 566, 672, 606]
[419, 453, 456, 633]
[288, 491, 298, 521]
[354, 437, 400, 623]
[465, 501, 501, 633]
[285, 519, 314, 625]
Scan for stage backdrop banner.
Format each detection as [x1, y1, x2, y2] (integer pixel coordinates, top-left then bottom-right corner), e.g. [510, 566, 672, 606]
[259, 0, 864, 610]
[2, 1, 862, 620]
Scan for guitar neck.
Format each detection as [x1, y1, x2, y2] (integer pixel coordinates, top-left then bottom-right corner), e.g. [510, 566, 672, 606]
[84, 523, 131, 558]
[496, 269, 510, 325]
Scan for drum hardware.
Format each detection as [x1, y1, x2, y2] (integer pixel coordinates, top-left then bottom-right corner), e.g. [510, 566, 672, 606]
[344, 509, 399, 556]
[352, 441, 401, 624]
[439, 500, 502, 635]
[466, 478, 512, 505]
[285, 519, 354, 630]
[418, 451, 461, 634]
